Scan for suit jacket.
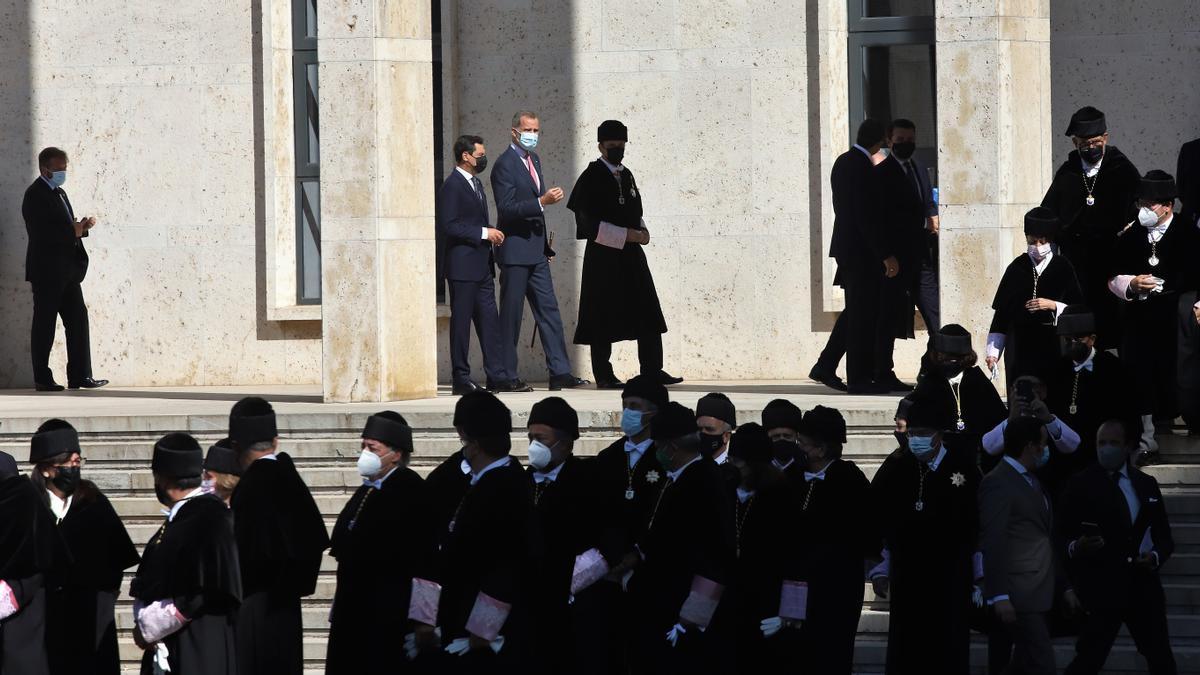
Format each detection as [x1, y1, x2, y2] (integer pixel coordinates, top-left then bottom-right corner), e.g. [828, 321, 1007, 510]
[979, 459, 1057, 612]
[491, 145, 552, 266]
[22, 177, 88, 284]
[1178, 138, 1200, 227]
[1057, 463, 1174, 610]
[829, 147, 886, 285]
[437, 169, 494, 282]
[874, 155, 928, 274]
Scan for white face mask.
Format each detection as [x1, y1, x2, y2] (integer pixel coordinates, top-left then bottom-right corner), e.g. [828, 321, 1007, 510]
[357, 449, 383, 478]
[1027, 243, 1052, 261]
[527, 440, 554, 471]
[1138, 206, 1161, 229]
[201, 477, 216, 494]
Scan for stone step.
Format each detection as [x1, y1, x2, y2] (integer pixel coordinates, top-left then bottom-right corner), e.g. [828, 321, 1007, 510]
[859, 607, 1200, 638]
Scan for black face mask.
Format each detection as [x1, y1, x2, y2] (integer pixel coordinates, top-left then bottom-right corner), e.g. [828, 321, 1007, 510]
[1066, 339, 1091, 363]
[771, 439, 797, 464]
[939, 361, 965, 378]
[606, 146, 625, 165]
[154, 484, 171, 507]
[891, 142, 916, 160]
[699, 432, 725, 458]
[473, 155, 488, 172]
[1080, 145, 1104, 164]
[51, 466, 81, 496]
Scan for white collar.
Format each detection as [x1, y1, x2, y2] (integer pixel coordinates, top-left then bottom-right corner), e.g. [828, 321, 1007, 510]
[363, 465, 399, 490]
[852, 144, 872, 159]
[948, 371, 964, 386]
[772, 458, 794, 471]
[1074, 347, 1096, 372]
[459, 457, 471, 475]
[599, 156, 625, 174]
[166, 487, 207, 522]
[533, 461, 565, 484]
[510, 143, 531, 159]
[1002, 455, 1029, 477]
[736, 487, 755, 503]
[926, 445, 948, 471]
[1145, 213, 1173, 239]
[455, 166, 477, 182]
[666, 455, 702, 482]
[47, 491, 73, 520]
[470, 456, 511, 485]
[1030, 250, 1053, 274]
[1081, 155, 1102, 177]
[713, 448, 729, 465]
[256, 453, 278, 462]
[625, 437, 653, 454]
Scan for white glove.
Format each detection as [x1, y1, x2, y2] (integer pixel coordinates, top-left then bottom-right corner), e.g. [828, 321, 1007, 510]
[972, 585, 984, 609]
[403, 628, 441, 661]
[760, 616, 783, 638]
[445, 635, 505, 656]
[665, 623, 687, 648]
[153, 643, 172, 674]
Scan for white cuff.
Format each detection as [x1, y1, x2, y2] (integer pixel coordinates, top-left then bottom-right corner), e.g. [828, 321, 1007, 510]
[481, 227, 489, 240]
[1109, 275, 1134, 301]
[988, 594, 1010, 605]
[595, 221, 628, 249]
[985, 332, 1005, 359]
[0, 581, 18, 621]
[1052, 301, 1067, 325]
[1045, 416, 1063, 440]
[867, 548, 891, 580]
[136, 600, 189, 644]
[982, 420, 1006, 456]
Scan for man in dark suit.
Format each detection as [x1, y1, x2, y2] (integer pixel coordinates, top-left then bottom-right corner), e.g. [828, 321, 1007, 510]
[1178, 137, 1200, 227]
[1058, 418, 1177, 675]
[979, 416, 1065, 675]
[490, 110, 587, 392]
[810, 118, 895, 394]
[886, 119, 940, 332]
[437, 135, 510, 396]
[22, 147, 106, 391]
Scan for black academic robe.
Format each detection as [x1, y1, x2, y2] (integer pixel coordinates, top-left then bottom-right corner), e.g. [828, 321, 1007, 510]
[1041, 146, 1141, 348]
[1111, 216, 1200, 419]
[230, 454, 329, 675]
[988, 253, 1083, 381]
[434, 459, 535, 674]
[325, 466, 428, 675]
[129, 494, 242, 675]
[871, 445, 980, 675]
[0, 476, 69, 675]
[628, 458, 736, 675]
[908, 366, 1009, 470]
[567, 160, 667, 345]
[42, 482, 139, 675]
[1047, 350, 1132, 466]
[786, 459, 872, 675]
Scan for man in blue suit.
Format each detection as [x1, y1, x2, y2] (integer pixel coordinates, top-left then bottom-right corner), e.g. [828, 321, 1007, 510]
[490, 110, 588, 392]
[436, 135, 509, 395]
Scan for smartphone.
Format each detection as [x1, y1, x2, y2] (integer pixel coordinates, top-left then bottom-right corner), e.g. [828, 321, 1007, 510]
[1014, 379, 1035, 404]
[1081, 522, 1102, 538]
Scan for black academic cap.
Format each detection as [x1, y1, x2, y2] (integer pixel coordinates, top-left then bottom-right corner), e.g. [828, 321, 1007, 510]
[696, 393, 736, 428]
[228, 396, 278, 449]
[152, 433, 204, 479]
[904, 397, 953, 432]
[1138, 170, 1177, 203]
[362, 412, 414, 452]
[30, 422, 80, 463]
[761, 399, 803, 433]
[895, 397, 914, 421]
[729, 422, 772, 464]
[931, 324, 973, 355]
[651, 402, 698, 442]
[1056, 306, 1096, 336]
[622, 374, 669, 410]
[1065, 106, 1106, 138]
[1023, 206, 1060, 239]
[0, 451, 17, 480]
[454, 390, 513, 439]
[802, 406, 847, 445]
[528, 396, 580, 440]
[204, 438, 242, 477]
[598, 120, 628, 142]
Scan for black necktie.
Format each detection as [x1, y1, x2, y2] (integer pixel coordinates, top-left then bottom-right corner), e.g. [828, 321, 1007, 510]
[471, 177, 485, 209]
[56, 188, 74, 220]
[905, 161, 921, 198]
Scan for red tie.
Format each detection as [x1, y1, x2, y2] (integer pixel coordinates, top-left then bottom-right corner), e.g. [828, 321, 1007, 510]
[524, 153, 541, 192]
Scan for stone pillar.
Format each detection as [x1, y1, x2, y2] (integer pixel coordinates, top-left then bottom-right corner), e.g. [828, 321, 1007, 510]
[319, 0, 437, 402]
[934, 1, 1053, 366]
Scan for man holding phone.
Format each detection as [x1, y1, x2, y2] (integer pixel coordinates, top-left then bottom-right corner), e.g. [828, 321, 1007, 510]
[1057, 418, 1177, 674]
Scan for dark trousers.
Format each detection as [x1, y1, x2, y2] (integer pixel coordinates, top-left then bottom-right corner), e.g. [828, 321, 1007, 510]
[448, 277, 507, 385]
[992, 611, 1055, 675]
[815, 262, 887, 385]
[498, 261, 572, 378]
[590, 335, 663, 381]
[30, 279, 92, 384]
[1065, 581, 1176, 675]
[1177, 291, 1200, 433]
[915, 257, 940, 331]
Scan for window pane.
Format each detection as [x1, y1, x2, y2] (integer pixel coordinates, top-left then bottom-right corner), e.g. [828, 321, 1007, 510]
[298, 179, 322, 303]
[305, 0, 317, 40]
[863, 0, 933, 17]
[305, 63, 319, 165]
[860, 42, 938, 178]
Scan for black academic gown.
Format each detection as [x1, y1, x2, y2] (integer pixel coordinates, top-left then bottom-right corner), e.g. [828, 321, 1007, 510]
[230, 454, 329, 675]
[988, 252, 1083, 381]
[325, 466, 428, 675]
[129, 493, 241, 675]
[908, 366, 1009, 471]
[1111, 216, 1200, 420]
[1041, 146, 1141, 348]
[567, 160, 667, 345]
[1047, 350, 1132, 468]
[434, 459, 534, 674]
[786, 459, 872, 675]
[42, 482, 139, 675]
[628, 458, 736, 675]
[0, 476, 69, 675]
[871, 445, 980, 675]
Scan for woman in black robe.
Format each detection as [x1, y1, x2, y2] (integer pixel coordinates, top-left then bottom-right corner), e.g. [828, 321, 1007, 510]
[27, 420, 139, 675]
[986, 207, 1083, 382]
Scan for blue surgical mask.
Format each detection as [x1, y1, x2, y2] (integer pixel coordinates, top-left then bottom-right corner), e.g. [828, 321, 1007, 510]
[621, 408, 646, 437]
[518, 132, 539, 151]
[47, 170, 67, 188]
[1035, 445, 1051, 468]
[907, 435, 937, 460]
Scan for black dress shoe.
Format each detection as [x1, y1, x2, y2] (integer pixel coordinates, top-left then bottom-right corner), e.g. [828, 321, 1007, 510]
[847, 382, 891, 395]
[35, 381, 65, 392]
[649, 371, 684, 386]
[876, 375, 914, 393]
[451, 381, 481, 396]
[68, 378, 109, 390]
[493, 379, 534, 393]
[809, 366, 848, 392]
[595, 376, 626, 390]
[549, 374, 590, 391]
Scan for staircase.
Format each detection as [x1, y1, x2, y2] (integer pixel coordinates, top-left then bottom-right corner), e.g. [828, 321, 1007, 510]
[4, 405, 1197, 674]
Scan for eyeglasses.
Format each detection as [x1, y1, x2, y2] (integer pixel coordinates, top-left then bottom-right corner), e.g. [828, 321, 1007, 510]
[52, 457, 86, 468]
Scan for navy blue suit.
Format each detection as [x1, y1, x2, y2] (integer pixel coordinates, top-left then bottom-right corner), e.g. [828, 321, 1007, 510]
[490, 144, 572, 378]
[907, 155, 940, 331]
[436, 168, 506, 386]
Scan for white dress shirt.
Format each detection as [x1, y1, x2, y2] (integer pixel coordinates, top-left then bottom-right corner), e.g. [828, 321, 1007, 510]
[665, 455, 702, 482]
[736, 487, 755, 503]
[533, 461, 565, 484]
[1074, 348, 1096, 372]
[48, 491, 73, 522]
[455, 166, 491, 241]
[167, 487, 207, 522]
[470, 456, 511, 485]
[363, 466, 398, 490]
[625, 438, 653, 469]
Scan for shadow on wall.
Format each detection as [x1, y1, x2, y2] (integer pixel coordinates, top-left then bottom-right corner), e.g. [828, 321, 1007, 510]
[805, 0, 838, 335]
[0, 0, 33, 387]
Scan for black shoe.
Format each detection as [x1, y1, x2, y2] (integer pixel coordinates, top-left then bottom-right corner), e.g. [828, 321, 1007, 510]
[595, 376, 626, 390]
[492, 379, 534, 393]
[68, 378, 109, 390]
[35, 380, 65, 392]
[847, 382, 891, 395]
[451, 381, 481, 396]
[549, 374, 590, 391]
[876, 375, 914, 393]
[649, 371, 684, 386]
[809, 366, 848, 392]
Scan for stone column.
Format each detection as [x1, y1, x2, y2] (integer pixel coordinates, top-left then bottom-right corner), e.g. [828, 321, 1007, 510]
[934, 0, 1052, 366]
[319, 0, 437, 402]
